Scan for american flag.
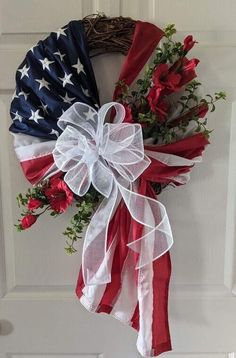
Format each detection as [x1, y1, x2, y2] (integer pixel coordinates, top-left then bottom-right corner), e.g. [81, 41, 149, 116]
[9, 20, 100, 183]
[9, 19, 172, 357]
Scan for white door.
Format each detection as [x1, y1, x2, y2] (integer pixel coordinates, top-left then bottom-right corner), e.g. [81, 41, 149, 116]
[0, 1, 236, 358]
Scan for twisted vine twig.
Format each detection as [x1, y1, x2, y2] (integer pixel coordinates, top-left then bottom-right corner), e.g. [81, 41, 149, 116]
[82, 14, 136, 57]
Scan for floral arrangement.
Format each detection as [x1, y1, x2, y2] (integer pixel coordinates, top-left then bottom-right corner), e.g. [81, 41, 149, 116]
[15, 24, 225, 254]
[117, 24, 225, 141]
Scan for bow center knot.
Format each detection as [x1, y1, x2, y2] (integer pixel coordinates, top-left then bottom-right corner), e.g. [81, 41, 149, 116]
[82, 141, 99, 166]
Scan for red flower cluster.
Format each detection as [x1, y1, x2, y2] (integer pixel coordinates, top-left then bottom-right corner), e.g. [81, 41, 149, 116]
[20, 178, 73, 230]
[147, 35, 199, 121]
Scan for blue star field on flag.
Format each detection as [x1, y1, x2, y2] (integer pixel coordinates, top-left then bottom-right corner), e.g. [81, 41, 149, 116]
[9, 21, 100, 140]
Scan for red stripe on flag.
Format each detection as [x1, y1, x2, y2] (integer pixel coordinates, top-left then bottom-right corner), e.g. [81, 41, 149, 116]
[151, 253, 172, 356]
[145, 133, 209, 157]
[20, 154, 54, 184]
[113, 21, 164, 99]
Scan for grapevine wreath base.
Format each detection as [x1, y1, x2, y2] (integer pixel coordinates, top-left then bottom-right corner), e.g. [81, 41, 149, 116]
[82, 15, 136, 56]
[10, 14, 225, 357]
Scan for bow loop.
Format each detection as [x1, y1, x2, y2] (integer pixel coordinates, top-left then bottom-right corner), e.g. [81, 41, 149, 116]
[58, 102, 99, 139]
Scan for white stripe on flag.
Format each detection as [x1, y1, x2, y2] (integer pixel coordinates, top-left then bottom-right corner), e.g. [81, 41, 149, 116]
[11, 133, 56, 161]
[136, 198, 155, 357]
[111, 250, 138, 324]
[80, 234, 118, 311]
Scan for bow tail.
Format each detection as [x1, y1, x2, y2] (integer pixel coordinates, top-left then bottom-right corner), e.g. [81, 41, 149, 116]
[117, 180, 173, 269]
[132, 179, 172, 356]
[82, 184, 122, 285]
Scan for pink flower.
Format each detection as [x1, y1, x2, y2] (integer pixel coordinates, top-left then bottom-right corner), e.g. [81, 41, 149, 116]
[27, 198, 43, 211]
[44, 178, 73, 213]
[21, 214, 37, 229]
[183, 35, 197, 53]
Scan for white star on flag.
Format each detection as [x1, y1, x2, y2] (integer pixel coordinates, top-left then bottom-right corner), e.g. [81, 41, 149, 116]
[29, 44, 38, 54]
[59, 92, 76, 104]
[12, 90, 19, 100]
[53, 50, 66, 62]
[29, 109, 43, 123]
[12, 111, 23, 122]
[59, 72, 73, 87]
[50, 129, 59, 137]
[18, 91, 30, 100]
[17, 64, 30, 79]
[84, 107, 98, 122]
[39, 57, 55, 71]
[36, 77, 50, 90]
[53, 27, 68, 39]
[72, 58, 85, 74]
[39, 101, 49, 114]
[81, 86, 90, 97]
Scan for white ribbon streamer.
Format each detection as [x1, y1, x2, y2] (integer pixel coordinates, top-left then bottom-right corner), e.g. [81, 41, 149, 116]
[53, 102, 174, 285]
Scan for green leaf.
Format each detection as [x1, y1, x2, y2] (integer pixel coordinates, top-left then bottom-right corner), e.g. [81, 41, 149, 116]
[211, 104, 216, 112]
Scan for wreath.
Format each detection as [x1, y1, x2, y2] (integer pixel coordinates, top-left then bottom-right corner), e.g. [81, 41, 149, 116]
[9, 15, 225, 357]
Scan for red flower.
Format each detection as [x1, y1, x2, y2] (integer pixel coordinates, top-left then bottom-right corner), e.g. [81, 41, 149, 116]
[123, 104, 134, 123]
[170, 57, 199, 88]
[28, 198, 43, 211]
[196, 103, 209, 118]
[152, 63, 181, 92]
[147, 87, 169, 121]
[21, 214, 37, 229]
[179, 57, 199, 86]
[156, 100, 169, 121]
[152, 57, 199, 94]
[44, 178, 73, 213]
[183, 35, 197, 52]
[170, 103, 209, 128]
[147, 86, 162, 112]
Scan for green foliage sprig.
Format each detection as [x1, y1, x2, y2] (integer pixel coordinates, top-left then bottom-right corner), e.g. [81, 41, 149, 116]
[16, 181, 101, 254]
[63, 188, 101, 254]
[15, 182, 59, 232]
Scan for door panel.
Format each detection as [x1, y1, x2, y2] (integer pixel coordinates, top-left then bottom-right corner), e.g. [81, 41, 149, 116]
[0, 0, 236, 357]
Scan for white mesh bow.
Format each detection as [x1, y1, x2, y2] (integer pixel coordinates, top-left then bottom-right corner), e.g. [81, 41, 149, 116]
[53, 102, 173, 285]
[53, 102, 150, 198]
